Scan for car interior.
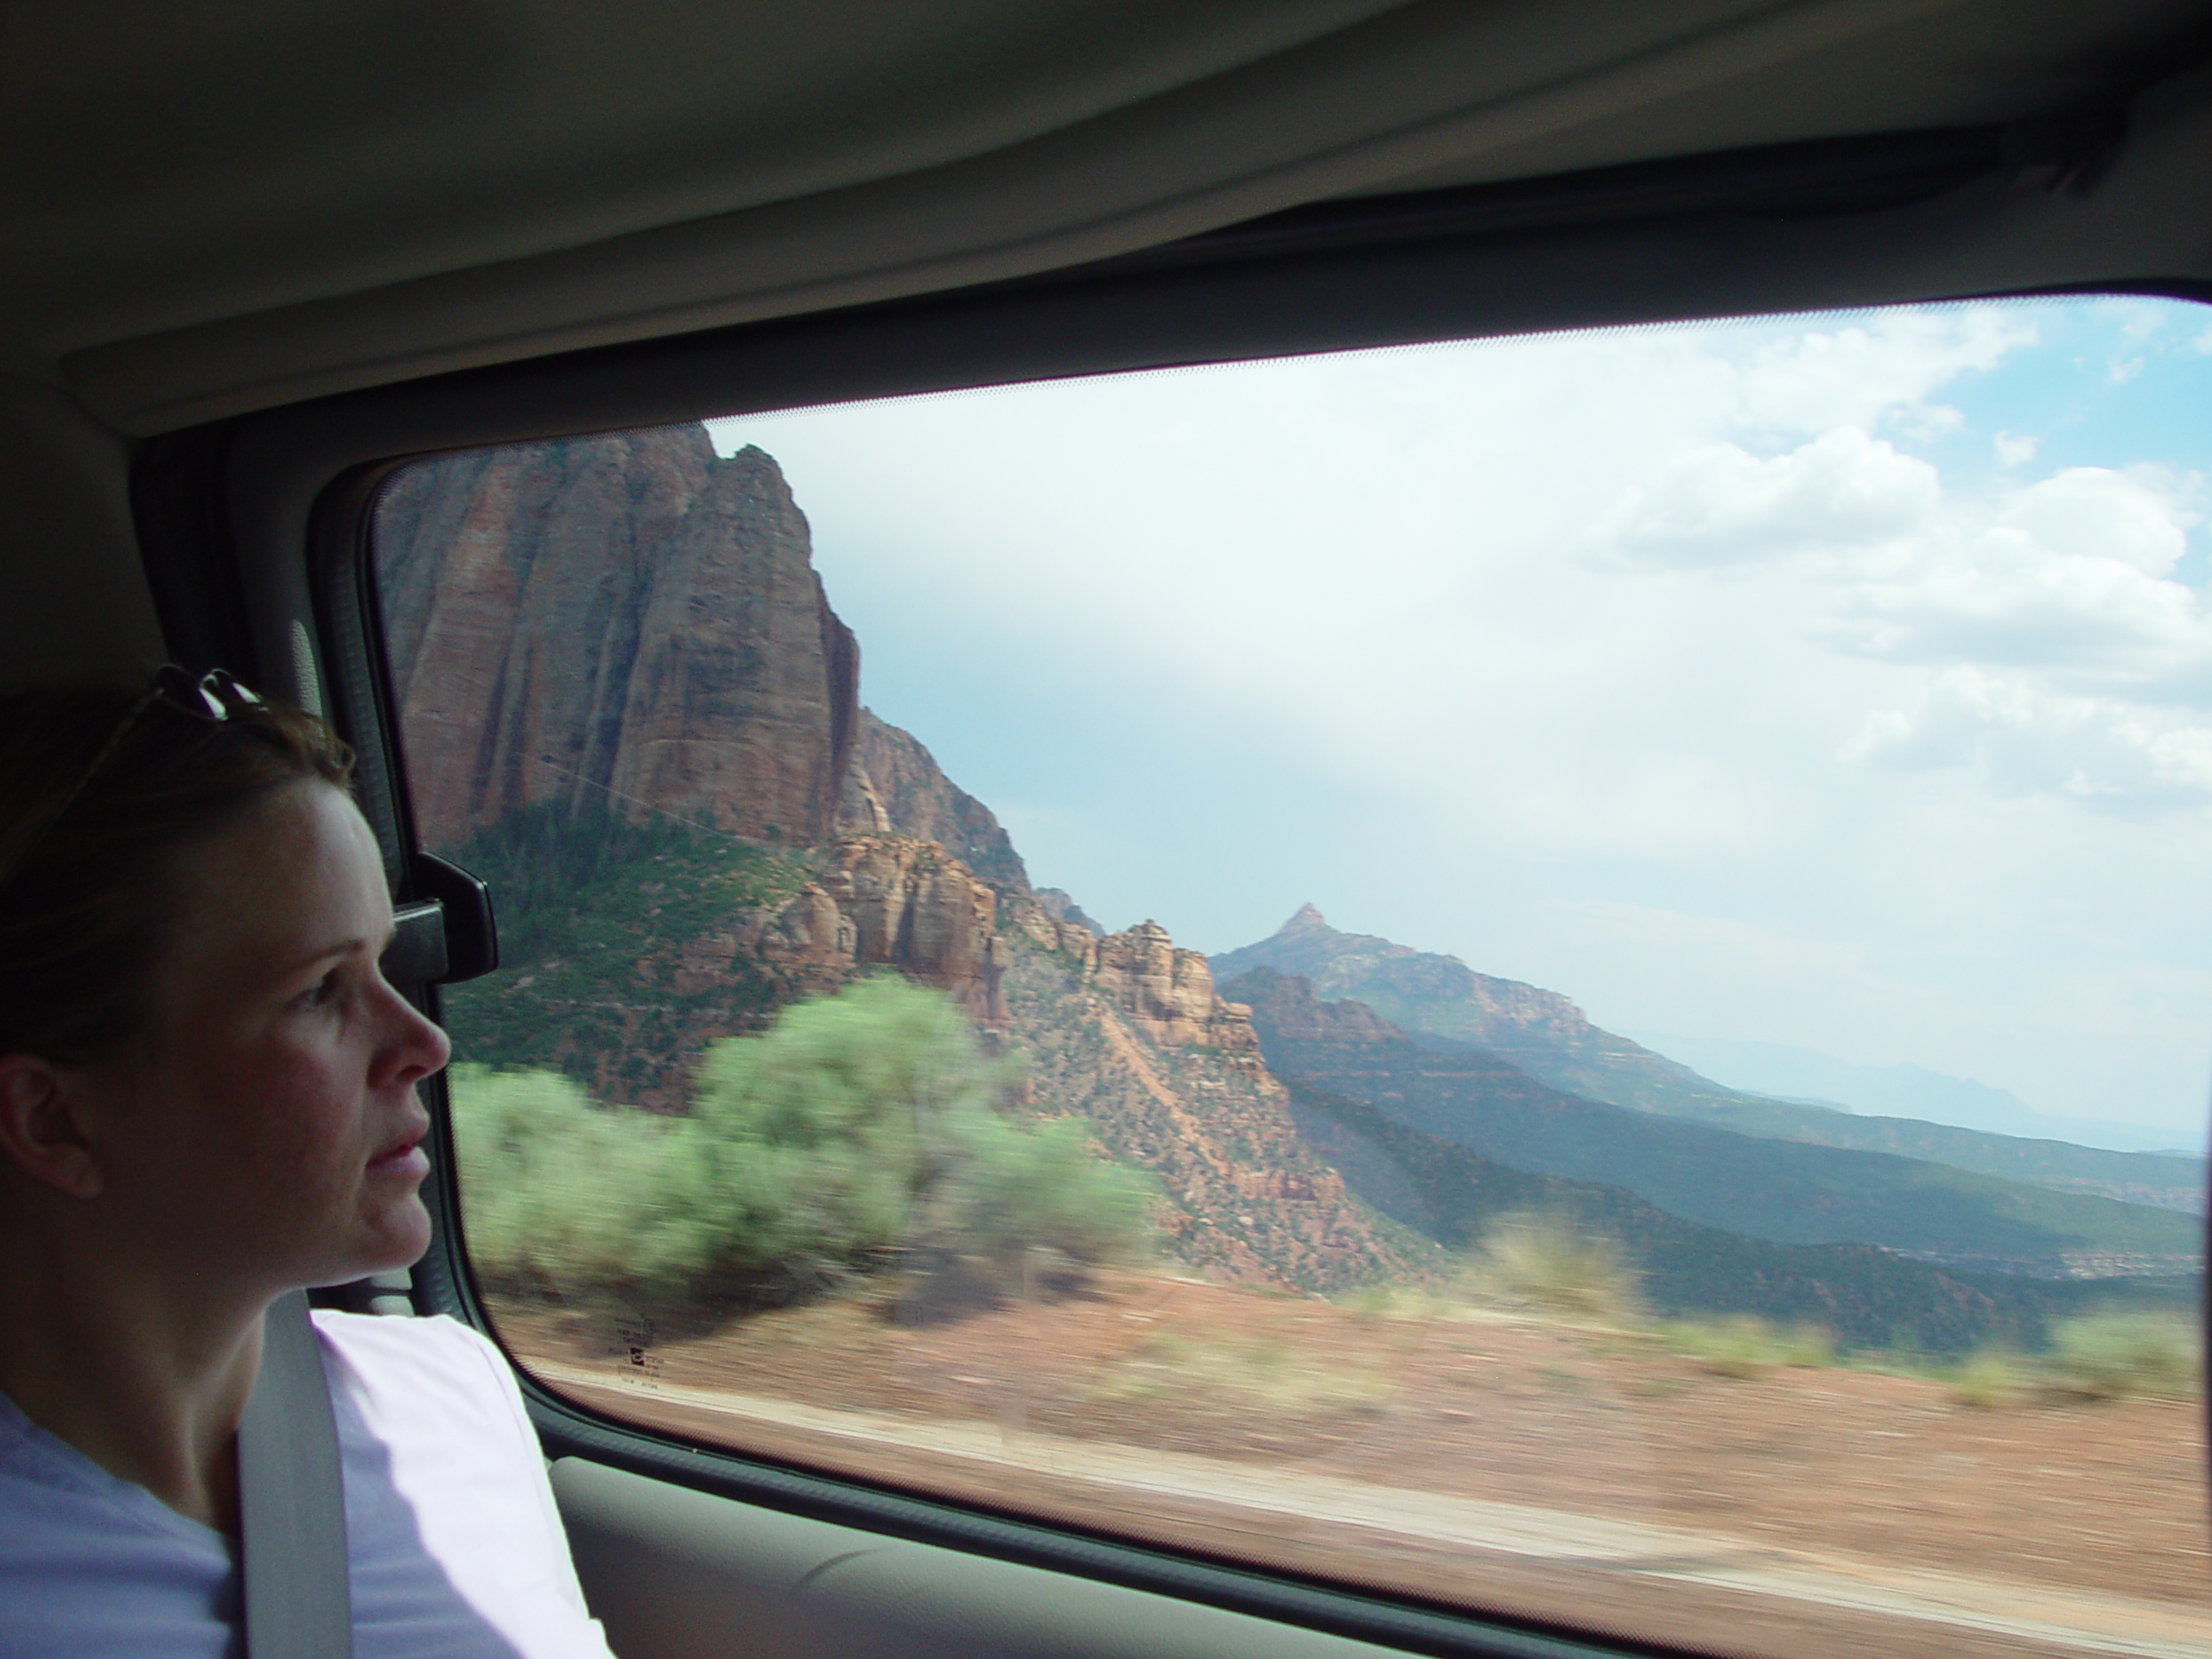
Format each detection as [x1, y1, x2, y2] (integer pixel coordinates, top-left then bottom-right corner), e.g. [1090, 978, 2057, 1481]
[7, 3, 2212, 1656]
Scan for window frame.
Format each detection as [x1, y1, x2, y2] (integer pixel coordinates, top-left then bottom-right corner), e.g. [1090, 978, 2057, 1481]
[129, 125, 2212, 1659]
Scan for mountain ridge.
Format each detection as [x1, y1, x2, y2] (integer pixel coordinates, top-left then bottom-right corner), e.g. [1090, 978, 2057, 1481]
[1285, 1071, 2196, 1351]
[1224, 968, 2202, 1278]
[381, 425, 2202, 1313]
[1626, 1029, 2208, 1158]
[1214, 907, 2207, 1215]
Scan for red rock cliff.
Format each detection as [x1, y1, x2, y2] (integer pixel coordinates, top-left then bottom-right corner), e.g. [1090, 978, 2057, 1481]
[378, 427, 1032, 1019]
[378, 429, 857, 851]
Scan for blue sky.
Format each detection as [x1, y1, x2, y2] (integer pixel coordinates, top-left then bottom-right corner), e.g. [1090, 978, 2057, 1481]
[709, 299, 2212, 1140]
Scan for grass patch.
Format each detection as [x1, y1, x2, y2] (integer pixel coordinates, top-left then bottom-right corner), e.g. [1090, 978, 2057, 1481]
[1459, 1211, 1643, 1325]
[2044, 1311, 2202, 1400]
[1659, 1316, 1834, 1379]
[1944, 1349, 2024, 1408]
[1088, 1326, 1397, 1414]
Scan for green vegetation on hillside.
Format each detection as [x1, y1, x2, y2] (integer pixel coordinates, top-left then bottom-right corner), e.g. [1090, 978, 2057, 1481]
[1215, 919, 2206, 1212]
[1226, 970, 2202, 1277]
[439, 801, 810, 1090]
[454, 976, 1154, 1311]
[1520, 1068, 2205, 1213]
[1286, 1075, 2196, 1353]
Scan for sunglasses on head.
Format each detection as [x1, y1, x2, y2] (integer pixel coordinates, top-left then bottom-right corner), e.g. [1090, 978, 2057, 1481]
[0, 665, 268, 894]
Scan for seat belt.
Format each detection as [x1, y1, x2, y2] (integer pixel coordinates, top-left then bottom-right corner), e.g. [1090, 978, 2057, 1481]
[237, 1289, 354, 1659]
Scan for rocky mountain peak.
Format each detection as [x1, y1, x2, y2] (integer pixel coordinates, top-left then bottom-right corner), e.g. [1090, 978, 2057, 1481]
[1217, 968, 1403, 1045]
[378, 429, 857, 850]
[379, 428, 1032, 898]
[1035, 888, 1103, 938]
[1282, 902, 1332, 933]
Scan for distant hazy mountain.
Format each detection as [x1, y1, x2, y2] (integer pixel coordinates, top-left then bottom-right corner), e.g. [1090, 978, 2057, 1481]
[1226, 969, 2203, 1279]
[1211, 905, 1762, 1119]
[1286, 1073, 2196, 1352]
[1623, 1031, 2207, 1157]
[1212, 907, 2207, 1215]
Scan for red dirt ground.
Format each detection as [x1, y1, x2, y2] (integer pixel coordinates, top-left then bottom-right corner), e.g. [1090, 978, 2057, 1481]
[493, 1273, 2209, 1658]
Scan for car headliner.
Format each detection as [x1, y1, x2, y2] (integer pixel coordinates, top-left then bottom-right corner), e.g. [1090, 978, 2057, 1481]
[9, 0, 2212, 432]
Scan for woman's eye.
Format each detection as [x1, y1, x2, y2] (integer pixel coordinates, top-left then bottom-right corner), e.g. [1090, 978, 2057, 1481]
[291, 973, 341, 1012]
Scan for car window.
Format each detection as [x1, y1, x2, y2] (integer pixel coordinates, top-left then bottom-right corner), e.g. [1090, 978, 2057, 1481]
[373, 298, 2209, 1659]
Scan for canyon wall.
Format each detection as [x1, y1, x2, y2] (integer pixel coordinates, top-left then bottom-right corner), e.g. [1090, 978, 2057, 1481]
[378, 430, 1026, 1011]
[853, 712, 1029, 894]
[383, 424, 1401, 1287]
[379, 431, 858, 851]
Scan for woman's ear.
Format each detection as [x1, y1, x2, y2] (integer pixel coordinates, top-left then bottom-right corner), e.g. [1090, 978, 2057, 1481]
[0, 1055, 107, 1198]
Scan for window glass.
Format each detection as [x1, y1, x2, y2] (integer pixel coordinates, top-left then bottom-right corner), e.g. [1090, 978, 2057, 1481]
[375, 299, 2210, 1659]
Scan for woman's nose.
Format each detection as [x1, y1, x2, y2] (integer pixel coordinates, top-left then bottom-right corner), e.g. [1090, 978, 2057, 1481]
[375, 980, 452, 1084]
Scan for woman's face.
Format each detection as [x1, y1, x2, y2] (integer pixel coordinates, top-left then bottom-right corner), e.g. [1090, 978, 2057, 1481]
[87, 779, 451, 1295]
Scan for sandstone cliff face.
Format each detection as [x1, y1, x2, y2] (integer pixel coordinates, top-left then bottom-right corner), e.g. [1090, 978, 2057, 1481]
[1216, 966, 1404, 1046]
[1001, 942, 1409, 1291]
[1002, 904, 1266, 1063]
[381, 428, 1037, 1024]
[846, 712, 1029, 894]
[1211, 903, 1745, 1120]
[658, 832, 1011, 1039]
[383, 424, 1391, 1288]
[1035, 888, 1103, 937]
[1076, 920, 1265, 1060]
[378, 431, 856, 851]
[810, 835, 1009, 1025]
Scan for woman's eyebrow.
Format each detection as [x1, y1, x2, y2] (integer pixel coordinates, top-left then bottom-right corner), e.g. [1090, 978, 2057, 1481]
[268, 937, 369, 980]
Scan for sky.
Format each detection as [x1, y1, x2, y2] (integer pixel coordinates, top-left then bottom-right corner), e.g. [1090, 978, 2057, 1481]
[707, 298, 2212, 1141]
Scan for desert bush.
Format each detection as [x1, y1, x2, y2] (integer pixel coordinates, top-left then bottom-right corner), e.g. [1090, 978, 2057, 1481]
[1665, 1316, 1778, 1377]
[2044, 1311, 2202, 1400]
[1662, 1316, 1833, 1378]
[945, 1109, 1156, 1280]
[448, 1065, 710, 1291]
[451, 976, 1154, 1308]
[1946, 1348, 2022, 1408]
[1338, 1285, 1452, 1321]
[1464, 1211, 1641, 1324]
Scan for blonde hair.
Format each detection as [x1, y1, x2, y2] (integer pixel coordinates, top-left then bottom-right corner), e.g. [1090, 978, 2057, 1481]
[0, 680, 354, 1062]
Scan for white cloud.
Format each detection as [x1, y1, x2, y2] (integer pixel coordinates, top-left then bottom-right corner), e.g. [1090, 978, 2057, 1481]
[1845, 669, 2212, 810]
[1594, 427, 1938, 569]
[1595, 430, 2212, 807]
[1818, 468, 2209, 701]
[705, 302, 2212, 1124]
[1730, 308, 2036, 434]
[1998, 467, 2192, 575]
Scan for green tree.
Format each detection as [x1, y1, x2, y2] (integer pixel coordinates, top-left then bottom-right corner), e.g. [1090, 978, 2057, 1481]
[687, 976, 1154, 1296]
[450, 976, 1154, 1309]
[449, 1065, 711, 1291]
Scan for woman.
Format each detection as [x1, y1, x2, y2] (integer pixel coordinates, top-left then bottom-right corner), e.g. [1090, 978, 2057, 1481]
[0, 669, 614, 1656]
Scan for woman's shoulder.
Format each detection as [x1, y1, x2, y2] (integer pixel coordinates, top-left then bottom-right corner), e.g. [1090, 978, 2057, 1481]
[309, 1316, 617, 1656]
[310, 1306, 506, 1363]
[311, 1306, 512, 1374]
[309, 1309, 528, 1435]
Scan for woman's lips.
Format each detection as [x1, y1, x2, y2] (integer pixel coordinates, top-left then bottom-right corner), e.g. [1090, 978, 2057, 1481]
[367, 1137, 429, 1178]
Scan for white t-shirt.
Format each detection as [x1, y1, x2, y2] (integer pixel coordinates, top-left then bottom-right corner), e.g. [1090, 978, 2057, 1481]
[0, 1310, 615, 1658]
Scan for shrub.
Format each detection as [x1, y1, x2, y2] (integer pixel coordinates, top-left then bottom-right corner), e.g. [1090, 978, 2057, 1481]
[1465, 1211, 1641, 1324]
[448, 1065, 710, 1292]
[2044, 1311, 2202, 1400]
[1666, 1316, 1778, 1378]
[452, 976, 1154, 1310]
[1946, 1348, 2022, 1408]
[1662, 1316, 1833, 1378]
